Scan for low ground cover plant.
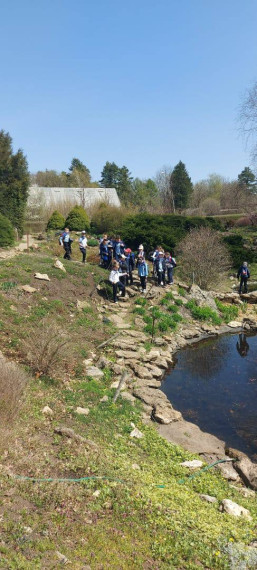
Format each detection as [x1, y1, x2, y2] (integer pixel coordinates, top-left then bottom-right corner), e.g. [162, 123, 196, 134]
[215, 299, 239, 323]
[186, 299, 222, 324]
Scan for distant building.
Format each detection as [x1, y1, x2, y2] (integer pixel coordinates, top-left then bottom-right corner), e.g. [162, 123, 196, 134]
[28, 185, 121, 209]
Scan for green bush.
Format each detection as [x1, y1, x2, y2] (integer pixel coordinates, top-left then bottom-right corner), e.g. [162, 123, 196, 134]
[0, 213, 15, 247]
[121, 213, 221, 252]
[65, 206, 90, 231]
[90, 202, 126, 234]
[223, 233, 257, 267]
[185, 300, 222, 325]
[87, 238, 99, 247]
[46, 210, 65, 231]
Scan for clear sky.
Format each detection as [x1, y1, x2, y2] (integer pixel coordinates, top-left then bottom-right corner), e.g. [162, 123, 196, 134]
[1, 0, 257, 183]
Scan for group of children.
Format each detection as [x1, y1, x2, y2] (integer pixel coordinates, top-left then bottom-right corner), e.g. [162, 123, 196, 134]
[105, 238, 177, 303]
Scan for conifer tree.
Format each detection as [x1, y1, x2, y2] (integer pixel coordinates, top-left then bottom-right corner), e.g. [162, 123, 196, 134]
[170, 161, 193, 210]
[0, 130, 29, 236]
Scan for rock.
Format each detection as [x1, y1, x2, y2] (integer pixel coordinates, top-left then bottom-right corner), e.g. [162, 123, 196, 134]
[217, 461, 240, 482]
[227, 320, 242, 328]
[115, 350, 145, 360]
[132, 463, 140, 470]
[56, 551, 70, 564]
[110, 380, 126, 390]
[23, 526, 33, 534]
[100, 395, 109, 402]
[129, 362, 152, 379]
[145, 364, 163, 378]
[234, 457, 257, 490]
[76, 407, 90, 416]
[199, 494, 217, 503]
[54, 259, 66, 272]
[42, 405, 53, 417]
[77, 299, 91, 311]
[229, 485, 255, 498]
[92, 490, 101, 497]
[34, 273, 50, 281]
[96, 356, 110, 369]
[154, 403, 181, 424]
[86, 366, 104, 379]
[190, 284, 218, 312]
[21, 285, 37, 293]
[130, 427, 144, 439]
[220, 499, 252, 519]
[54, 426, 97, 448]
[180, 460, 203, 469]
[142, 350, 160, 362]
[154, 337, 168, 346]
[83, 358, 94, 367]
[126, 330, 147, 340]
[121, 391, 135, 404]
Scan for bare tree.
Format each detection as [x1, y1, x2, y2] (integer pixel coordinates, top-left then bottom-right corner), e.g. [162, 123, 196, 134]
[154, 166, 173, 212]
[177, 227, 231, 289]
[239, 81, 257, 166]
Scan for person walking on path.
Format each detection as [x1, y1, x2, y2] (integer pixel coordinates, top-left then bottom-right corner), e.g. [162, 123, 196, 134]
[60, 228, 72, 260]
[154, 250, 166, 286]
[138, 256, 149, 293]
[164, 251, 176, 285]
[79, 230, 87, 263]
[237, 261, 250, 294]
[109, 260, 127, 303]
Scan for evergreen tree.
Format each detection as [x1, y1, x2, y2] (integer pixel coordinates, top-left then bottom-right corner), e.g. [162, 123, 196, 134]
[0, 130, 29, 236]
[132, 178, 160, 211]
[100, 162, 133, 204]
[46, 210, 65, 231]
[65, 205, 90, 231]
[100, 161, 120, 188]
[170, 161, 193, 210]
[238, 166, 256, 192]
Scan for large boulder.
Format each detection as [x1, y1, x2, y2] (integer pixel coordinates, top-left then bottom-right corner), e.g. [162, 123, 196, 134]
[234, 457, 257, 490]
[190, 284, 218, 312]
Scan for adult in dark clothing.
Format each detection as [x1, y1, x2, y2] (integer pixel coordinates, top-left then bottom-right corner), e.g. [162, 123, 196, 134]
[60, 228, 72, 260]
[164, 252, 176, 284]
[154, 251, 166, 286]
[100, 239, 109, 269]
[236, 333, 249, 357]
[237, 262, 250, 294]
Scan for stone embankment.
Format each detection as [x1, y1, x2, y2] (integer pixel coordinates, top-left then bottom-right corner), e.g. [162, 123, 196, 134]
[86, 279, 257, 490]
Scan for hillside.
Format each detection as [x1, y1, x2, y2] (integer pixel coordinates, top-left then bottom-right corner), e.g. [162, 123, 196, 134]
[0, 240, 257, 569]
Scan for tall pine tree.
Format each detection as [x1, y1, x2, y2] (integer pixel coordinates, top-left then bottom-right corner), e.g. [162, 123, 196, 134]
[170, 161, 193, 210]
[100, 161, 133, 204]
[0, 131, 29, 236]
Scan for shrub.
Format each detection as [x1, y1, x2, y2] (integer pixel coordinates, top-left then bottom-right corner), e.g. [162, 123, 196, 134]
[223, 233, 257, 267]
[22, 322, 70, 377]
[65, 205, 90, 231]
[87, 238, 99, 246]
[0, 213, 15, 247]
[178, 227, 231, 289]
[90, 202, 127, 234]
[0, 358, 28, 422]
[46, 210, 65, 231]
[121, 213, 221, 252]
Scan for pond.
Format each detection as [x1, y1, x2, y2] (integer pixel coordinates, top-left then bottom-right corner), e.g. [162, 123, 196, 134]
[161, 333, 257, 461]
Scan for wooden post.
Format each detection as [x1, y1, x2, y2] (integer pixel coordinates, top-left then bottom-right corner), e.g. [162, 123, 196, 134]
[113, 370, 128, 403]
[27, 233, 29, 251]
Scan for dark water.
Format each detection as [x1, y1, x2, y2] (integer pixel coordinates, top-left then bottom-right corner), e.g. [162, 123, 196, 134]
[161, 333, 257, 461]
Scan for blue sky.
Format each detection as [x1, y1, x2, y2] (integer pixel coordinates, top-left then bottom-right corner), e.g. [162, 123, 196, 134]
[0, 0, 257, 182]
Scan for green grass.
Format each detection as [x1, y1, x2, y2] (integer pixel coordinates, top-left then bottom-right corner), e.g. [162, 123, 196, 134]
[186, 300, 222, 325]
[215, 300, 239, 323]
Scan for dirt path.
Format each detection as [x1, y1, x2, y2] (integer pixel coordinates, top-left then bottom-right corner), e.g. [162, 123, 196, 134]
[0, 235, 33, 260]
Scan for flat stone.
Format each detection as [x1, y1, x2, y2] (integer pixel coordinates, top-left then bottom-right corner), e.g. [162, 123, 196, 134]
[54, 259, 66, 272]
[34, 273, 50, 281]
[120, 391, 136, 404]
[180, 460, 203, 469]
[227, 320, 242, 328]
[21, 285, 37, 293]
[86, 366, 104, 379]
[76, 407, 90, 415]
[130, 427, 144, 439]
[199, 494, 217, 503]
[129, 363, 152, 379]
[158, 419, 225, 455]
[100, 395, 109, 402]
[42, 406, 53, 416]
[154, 403, 181, 424]
[145, 364, 163, 378]
[217, 461, 240, 482]
[220, 499, 252, 519]
[115, 350, 145, 359]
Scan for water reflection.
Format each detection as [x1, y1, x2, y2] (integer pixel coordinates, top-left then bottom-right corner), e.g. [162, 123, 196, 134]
[236, 333, 249, 357]
[162, 333, 257, 460]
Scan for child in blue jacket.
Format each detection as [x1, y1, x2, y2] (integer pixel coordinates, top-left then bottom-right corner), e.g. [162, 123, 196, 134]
[138, 257, 149, 293]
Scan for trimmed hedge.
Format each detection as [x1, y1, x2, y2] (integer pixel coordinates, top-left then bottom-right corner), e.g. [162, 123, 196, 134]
[121, 213, 221, 252]
[0, 213, 15, 247]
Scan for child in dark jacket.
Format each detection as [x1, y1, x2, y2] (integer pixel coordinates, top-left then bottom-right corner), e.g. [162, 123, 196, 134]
[124, 248, 135, 285]
[237, 262, 250, 294]
[164, 252, 176, 284]
[154, 251, 166, 286]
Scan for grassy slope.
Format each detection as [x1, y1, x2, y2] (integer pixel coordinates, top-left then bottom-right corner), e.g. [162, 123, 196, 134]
[0, 243, 256, 569]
